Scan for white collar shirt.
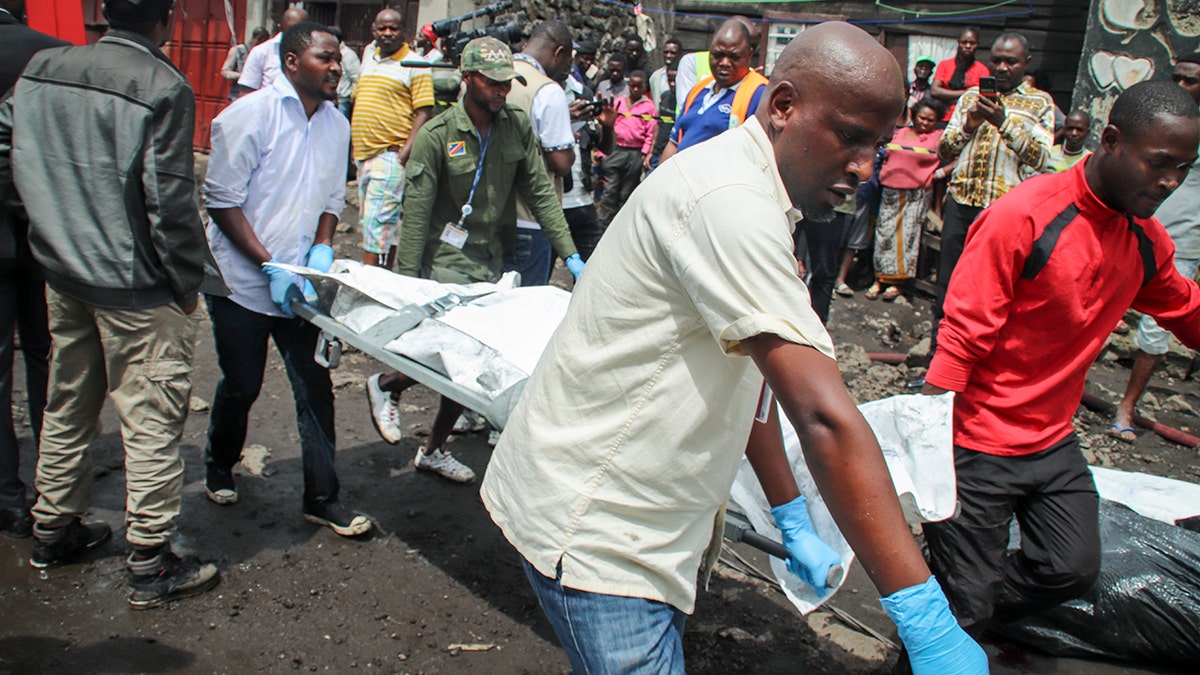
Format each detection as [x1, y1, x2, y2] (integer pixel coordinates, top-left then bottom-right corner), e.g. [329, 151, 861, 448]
[204, 75, 350, 316]
[237, 33, 282, 90]
[480, 118, 832, 613]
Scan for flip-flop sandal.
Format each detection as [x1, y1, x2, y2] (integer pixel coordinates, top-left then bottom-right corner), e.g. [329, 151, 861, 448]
[881, 286, 901, 301]
[865, 284, 882, 300]
[834, 283, 854, 298]
[1113, 320, 1130, 335]
[1108, 423, 1137, 444]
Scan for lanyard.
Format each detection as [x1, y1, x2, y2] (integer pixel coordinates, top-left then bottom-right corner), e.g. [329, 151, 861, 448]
[458, 124, 492, 225]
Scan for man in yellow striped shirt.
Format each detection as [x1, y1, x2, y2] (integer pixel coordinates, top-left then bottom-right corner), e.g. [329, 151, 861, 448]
[350, 8, 434, 268]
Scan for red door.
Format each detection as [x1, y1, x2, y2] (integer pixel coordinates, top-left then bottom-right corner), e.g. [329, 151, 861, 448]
[165, 0, 248, 151]
[26, 0, 87, 44]
[78, 0, 247, 151]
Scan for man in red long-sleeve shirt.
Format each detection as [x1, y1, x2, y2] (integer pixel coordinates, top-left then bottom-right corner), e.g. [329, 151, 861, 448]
[921, 80, 1200, 636]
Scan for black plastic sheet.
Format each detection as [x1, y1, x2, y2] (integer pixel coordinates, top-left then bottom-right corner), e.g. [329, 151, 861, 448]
[993, 500, 1200, 666]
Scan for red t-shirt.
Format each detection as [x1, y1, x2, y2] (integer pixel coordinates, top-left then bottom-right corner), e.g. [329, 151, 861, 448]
[880, 127, 943, 190]
[933, 58, 990, 121]
[926, 159, 1200, 456]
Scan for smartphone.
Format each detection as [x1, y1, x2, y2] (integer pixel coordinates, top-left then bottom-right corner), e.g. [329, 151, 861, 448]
[979, 76, 998, 98]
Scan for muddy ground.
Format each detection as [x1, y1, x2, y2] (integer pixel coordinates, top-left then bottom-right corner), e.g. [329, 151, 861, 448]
[1, 170, 1196, 674]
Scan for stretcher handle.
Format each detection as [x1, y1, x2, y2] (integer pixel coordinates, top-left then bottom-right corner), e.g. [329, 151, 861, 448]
[727, 520, 845, 589]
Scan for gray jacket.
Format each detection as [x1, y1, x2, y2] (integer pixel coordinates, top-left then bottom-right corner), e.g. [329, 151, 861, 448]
[0, 29, 224, 308]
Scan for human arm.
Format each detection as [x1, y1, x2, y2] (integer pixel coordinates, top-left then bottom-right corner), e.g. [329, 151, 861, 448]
[924, 202, 1029, 393]
[660, 139, 678, 164]
[937, 90, 976, 161]
[638, 100, 657, 156]
[929, 77, 967, 103]
[1132, 226, 1200, 349]
[221, 45, 242, 80]
[929, 62, 965, 102]
[398, 106, 432, 166]
[532, 83, 575, 178]
[995, 94, 1053, 173]
[743, 334, 929, 594]
[395, 125, 439, 277]
[745, 398, 841, 594]
[745, 335, 986, 672]
[514, 118, 577, 261]
[144, 85, 210, 309]
[342, 48, 361, 90]
[237, 43, 265, 89]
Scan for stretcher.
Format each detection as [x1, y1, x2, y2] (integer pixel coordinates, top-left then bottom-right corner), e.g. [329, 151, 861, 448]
[279, 260, 959, 614]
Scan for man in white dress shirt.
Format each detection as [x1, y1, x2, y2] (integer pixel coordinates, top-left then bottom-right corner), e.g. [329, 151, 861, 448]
[204, 22, 370, 537]
[236, 6, 307, 92]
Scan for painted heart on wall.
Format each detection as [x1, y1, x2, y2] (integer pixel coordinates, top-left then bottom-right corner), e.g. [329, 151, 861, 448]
[1090, 52, 1155, 90]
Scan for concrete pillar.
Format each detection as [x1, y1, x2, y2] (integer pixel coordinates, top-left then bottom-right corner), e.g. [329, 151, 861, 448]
[244, 0, 271, 32]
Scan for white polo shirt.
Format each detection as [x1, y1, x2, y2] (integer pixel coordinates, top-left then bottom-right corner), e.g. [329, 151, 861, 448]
[480, 117, 834, 613]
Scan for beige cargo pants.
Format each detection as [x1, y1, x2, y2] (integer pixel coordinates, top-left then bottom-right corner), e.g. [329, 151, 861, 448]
[32, 289, 196, 548]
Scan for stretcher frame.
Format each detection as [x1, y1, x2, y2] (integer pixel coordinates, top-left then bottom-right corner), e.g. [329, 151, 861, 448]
[292, 297, 793, 566]
[292, 298, 525, 431]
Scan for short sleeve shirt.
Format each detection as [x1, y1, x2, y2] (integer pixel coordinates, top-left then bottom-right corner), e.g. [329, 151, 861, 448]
[480, 117, 834, 613]
[351, 44, 435, 161]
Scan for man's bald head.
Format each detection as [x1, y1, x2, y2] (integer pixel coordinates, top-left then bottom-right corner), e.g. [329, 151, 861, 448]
[375, 8, 401, 25]
[765, 22, 902, 106]
[709, 19, 753, 88]
[757, 23, 905, 221]
[279, 7, 308, 32]
[372, 8, 405, 56]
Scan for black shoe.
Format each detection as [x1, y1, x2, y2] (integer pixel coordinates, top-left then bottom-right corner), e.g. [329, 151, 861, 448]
[0, 505, 32, 539]
[303, 501, 371, 537]
[30, 519, 112, 569]
[905, 377, 926, 390]
[128, 550, 220, 610]
[205, 465, 237, 505]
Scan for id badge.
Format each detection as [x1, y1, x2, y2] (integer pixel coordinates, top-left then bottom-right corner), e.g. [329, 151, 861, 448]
[439, 223, 468, 249]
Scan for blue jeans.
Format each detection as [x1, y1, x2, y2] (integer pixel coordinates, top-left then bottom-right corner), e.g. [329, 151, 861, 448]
[522, 558, 687, 675]
[205, 296, 339, 507]
[503, 228, 554, 287]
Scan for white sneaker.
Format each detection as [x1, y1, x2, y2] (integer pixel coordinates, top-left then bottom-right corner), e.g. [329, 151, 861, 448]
[366, 373, 402, 444]
[487, 429, 501, 447]
[452, 410, 488, 433]
[414, 447, 475, 483]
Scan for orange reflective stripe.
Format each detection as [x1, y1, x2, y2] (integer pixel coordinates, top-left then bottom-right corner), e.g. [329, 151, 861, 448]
[730, 70, 768, 124]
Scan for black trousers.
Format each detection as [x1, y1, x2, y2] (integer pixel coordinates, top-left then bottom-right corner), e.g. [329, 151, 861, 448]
[931, 198, 983, 351]
[923, 435, 1101, 637]
[205, 296, 340, 508]
[0, 233, 50, 508]
[565, 204, 604, 262]
[794, 213, 851, 325]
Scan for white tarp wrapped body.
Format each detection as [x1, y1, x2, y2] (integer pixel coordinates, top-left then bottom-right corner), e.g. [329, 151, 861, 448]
[728, 392, 957, 615]
[1089, 466, 1200, 525]
[277, 261, 568, 427]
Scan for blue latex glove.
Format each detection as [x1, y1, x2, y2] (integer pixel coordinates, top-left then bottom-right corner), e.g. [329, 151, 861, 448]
[263, 261, 303, 318]
[565, 253, 585, 280]
[880, 576, 989, 674]
[770, 495, 842, 595]
[305, 243, 334, 273]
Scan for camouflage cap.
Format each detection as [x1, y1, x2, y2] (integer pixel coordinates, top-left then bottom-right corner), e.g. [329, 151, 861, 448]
[460, 37, 527, 85]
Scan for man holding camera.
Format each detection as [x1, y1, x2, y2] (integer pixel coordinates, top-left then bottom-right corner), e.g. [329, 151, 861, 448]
[928, 32, 1053, 362]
